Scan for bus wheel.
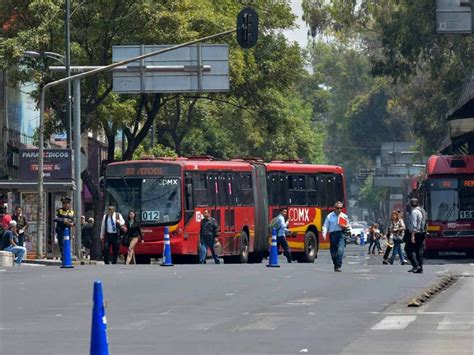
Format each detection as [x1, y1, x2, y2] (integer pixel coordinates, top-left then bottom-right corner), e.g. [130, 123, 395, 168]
[300, 231, 317, 263]
[224, 231, 249, 264]
[248, 252, 264, 263]
[425, 250, 438, 258]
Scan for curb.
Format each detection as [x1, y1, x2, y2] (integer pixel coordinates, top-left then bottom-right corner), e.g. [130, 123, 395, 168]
[23, 259, 105, 266]
[407, 274, 457, 307]
[23, 259, 61, 266]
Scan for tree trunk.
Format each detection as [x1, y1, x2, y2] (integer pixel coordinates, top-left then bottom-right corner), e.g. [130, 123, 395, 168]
[81, 170, 103, 261]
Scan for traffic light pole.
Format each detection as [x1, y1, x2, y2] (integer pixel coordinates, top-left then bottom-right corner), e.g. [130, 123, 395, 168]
[36, 28, 237, 259]
[73, 79, 81, 257]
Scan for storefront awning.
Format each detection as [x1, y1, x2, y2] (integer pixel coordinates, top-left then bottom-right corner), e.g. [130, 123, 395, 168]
[0, 180, 75, 191]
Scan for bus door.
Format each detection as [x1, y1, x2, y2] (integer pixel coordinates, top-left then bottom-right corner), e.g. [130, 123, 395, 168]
[219, 172, 236, 253]
[207, 172, 220, 227]
[268, 172, 288, 219]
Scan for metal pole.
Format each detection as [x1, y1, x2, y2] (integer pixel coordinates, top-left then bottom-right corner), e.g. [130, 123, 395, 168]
[36, 28, 237, 255]
[73, 78, 82, 258]
[65, 0, 72, 148]
[36, 89, 45, 259]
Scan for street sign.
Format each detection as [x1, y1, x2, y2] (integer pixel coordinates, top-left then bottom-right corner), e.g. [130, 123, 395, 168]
[237, 7, 259, 48]
[435, 0, 473, 34]
[19, 149, 72, 180]
[112, 44, 229, 93]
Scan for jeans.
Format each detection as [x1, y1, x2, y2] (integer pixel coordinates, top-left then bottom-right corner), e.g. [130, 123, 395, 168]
[277, 235, 292, 263]
[390, 242, 406, 263]
[56, 228, 65, 255]
[405, 233, 425, 269]
[369, 239, 382, 253]
[5, 245, 27, 265]
[199, 237, 220, 264]
[329, 231, 345, 268]
[103, 233, 120, 264]
[18, 233, 25, 247]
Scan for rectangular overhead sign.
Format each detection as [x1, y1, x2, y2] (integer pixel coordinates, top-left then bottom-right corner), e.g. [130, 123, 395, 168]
[19, 149, 72, 180]
[435, 0, 473, 34]
[112, 44, 229, 93]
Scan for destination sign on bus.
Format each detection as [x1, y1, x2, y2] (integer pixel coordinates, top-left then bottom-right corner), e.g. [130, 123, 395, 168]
[106, 163, 181, 177]
[462, 180, 474, 187]
[429, 178, 458, 189]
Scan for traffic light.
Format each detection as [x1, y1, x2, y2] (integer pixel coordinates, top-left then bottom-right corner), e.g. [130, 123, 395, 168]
[237, 7, 259, 49]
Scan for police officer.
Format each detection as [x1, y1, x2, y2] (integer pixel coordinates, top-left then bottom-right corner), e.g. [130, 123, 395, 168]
[54, 197, 75, 258]
[199, 209, 220, 264]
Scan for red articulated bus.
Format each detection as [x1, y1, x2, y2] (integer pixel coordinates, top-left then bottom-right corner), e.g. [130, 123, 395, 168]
[413, 155, 474, 258]
[104, 157, 347, 263]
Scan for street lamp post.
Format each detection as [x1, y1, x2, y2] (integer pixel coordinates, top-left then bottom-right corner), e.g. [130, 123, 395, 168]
[35, 28, 238, 260]
[22, 50, 66, 259]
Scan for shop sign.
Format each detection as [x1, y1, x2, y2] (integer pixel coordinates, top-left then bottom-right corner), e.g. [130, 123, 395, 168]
[19, 149, 72, 180]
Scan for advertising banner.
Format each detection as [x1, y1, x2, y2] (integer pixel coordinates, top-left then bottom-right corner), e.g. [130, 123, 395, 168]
[19, 149, 72, 180]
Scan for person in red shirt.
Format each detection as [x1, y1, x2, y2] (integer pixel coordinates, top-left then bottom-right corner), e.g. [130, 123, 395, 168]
[0, 206, 12, 230]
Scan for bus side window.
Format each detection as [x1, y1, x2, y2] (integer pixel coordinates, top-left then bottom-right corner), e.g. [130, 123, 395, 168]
[325, 175, 336, 206]
[279, 174, 288, 205]
[317, 175, 328, 207]
[267, 174, 279, 205]
[307, 175, 318, 205]
[184, 175, 194, 224]
[234, 173, 242, 206]
[241, 173, 254, 206]
[288, 174, 307, 206]
[193, 173, 208, 206]
[335, 174, 344, 203]
[207, 173, 218, 207]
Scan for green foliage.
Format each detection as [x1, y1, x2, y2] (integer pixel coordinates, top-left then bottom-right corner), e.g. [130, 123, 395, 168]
[1, 0, 325, 164]
[302, 0, 473, 155]
[131, 144, 177, 160]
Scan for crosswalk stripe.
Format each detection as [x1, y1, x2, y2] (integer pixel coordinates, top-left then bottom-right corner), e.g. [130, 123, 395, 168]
[371, 316, 417, 330]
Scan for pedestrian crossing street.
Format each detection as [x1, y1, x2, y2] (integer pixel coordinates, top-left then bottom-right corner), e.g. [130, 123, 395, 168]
[371, 313, 474, 331]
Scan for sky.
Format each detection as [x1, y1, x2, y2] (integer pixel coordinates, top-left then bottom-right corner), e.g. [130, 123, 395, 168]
[284, 0, 310, 49]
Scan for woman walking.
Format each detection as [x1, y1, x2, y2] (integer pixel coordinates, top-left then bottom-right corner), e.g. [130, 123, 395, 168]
[125, 210, 143, 264]
[367, 223, 382, 254]
[386, 210, 408, 265]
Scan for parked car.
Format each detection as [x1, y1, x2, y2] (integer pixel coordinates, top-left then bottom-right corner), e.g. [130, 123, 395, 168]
[349, 222, 368, 245]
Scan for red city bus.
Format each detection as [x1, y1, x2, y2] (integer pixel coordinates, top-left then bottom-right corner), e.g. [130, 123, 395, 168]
[265, 160, 347, 261]
[104, 157, 346, 263]
[414, 155, 474, 258]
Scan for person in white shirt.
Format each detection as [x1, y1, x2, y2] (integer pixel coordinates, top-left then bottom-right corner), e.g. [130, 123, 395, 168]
[100, 205, 125, 264]
[322, 201, 349, 272]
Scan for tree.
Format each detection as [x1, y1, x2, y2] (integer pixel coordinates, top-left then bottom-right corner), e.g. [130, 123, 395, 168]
[1, 1, 325, 260]
[301, 0, 474, 154]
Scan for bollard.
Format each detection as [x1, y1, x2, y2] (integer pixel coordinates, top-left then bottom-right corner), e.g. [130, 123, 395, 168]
[61, 227, 74, 268]
[90, 281, 109, 355]
[267, 228, 280, 268]
[160, 226, 173, 266]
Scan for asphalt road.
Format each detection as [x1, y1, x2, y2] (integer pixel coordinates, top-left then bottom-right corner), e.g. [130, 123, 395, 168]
[1, 245, 473, 355]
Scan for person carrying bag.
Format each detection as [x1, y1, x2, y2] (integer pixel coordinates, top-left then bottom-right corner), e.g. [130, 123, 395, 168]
[100, 205, 125, 264]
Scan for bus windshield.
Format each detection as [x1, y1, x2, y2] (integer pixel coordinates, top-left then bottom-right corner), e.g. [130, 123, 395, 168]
[427, 178, 474, 222]
[105, 177, 182, 225]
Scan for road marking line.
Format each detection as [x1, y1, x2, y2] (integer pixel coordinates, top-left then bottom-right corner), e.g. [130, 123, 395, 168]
[371, 316, 417, 330]
[372, 311, 474, 315]
[437, 316, 474, 330]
